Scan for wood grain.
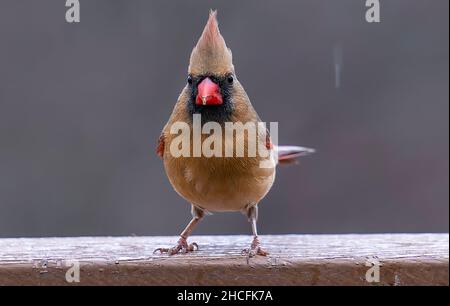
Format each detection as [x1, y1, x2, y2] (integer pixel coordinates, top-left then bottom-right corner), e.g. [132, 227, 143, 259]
[0, 234, 448, 285]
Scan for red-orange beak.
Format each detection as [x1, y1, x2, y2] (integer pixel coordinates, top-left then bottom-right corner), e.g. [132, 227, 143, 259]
[195, 77, 223, 106]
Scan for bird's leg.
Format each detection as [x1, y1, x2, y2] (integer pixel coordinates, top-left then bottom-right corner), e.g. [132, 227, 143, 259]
[242, 205, 268, 258]
[154, 206, 204, 255]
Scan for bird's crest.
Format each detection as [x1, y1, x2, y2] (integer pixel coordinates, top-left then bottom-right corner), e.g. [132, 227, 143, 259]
[189, 10, 234, 76]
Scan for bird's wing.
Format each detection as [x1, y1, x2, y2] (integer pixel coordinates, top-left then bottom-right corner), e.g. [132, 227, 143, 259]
[265, 128, 273, 150]
[156, 133, 165, 159]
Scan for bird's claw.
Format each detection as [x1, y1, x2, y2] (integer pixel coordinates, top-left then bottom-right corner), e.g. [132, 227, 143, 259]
[241, 236, 268, 262]
[153, 238, 199, 255]
[241, 246, 268, 257]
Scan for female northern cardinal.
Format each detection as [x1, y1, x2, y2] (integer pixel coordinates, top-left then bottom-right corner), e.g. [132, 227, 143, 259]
[154, 11, 314, 257]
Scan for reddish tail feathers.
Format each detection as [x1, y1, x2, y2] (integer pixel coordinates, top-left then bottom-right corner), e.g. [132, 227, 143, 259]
[276, 146, 315, 164]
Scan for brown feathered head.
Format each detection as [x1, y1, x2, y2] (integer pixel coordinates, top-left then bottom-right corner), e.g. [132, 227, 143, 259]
[189, 10, 234, 76]
[187, 11, 236, 110]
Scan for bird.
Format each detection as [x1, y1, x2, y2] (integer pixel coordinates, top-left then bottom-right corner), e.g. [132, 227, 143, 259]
[154, 10, 314, 257]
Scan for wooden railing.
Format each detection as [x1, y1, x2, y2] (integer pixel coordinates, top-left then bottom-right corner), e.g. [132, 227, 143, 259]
[0, 234, 448, 285]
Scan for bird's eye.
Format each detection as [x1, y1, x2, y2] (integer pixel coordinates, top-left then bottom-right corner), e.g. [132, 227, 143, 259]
[187, 75, 193, 85]
[227, 75, 234, 84]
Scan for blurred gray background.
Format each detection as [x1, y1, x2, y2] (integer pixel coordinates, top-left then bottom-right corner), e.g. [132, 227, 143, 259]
[0, 0, 448, 238]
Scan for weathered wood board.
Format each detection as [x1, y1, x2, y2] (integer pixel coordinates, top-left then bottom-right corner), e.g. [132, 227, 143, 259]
[0, 234, 448, 285]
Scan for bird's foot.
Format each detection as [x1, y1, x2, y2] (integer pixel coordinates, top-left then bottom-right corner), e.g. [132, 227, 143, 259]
[241, 236, 268, 260]
[153, 237, 199, 255]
